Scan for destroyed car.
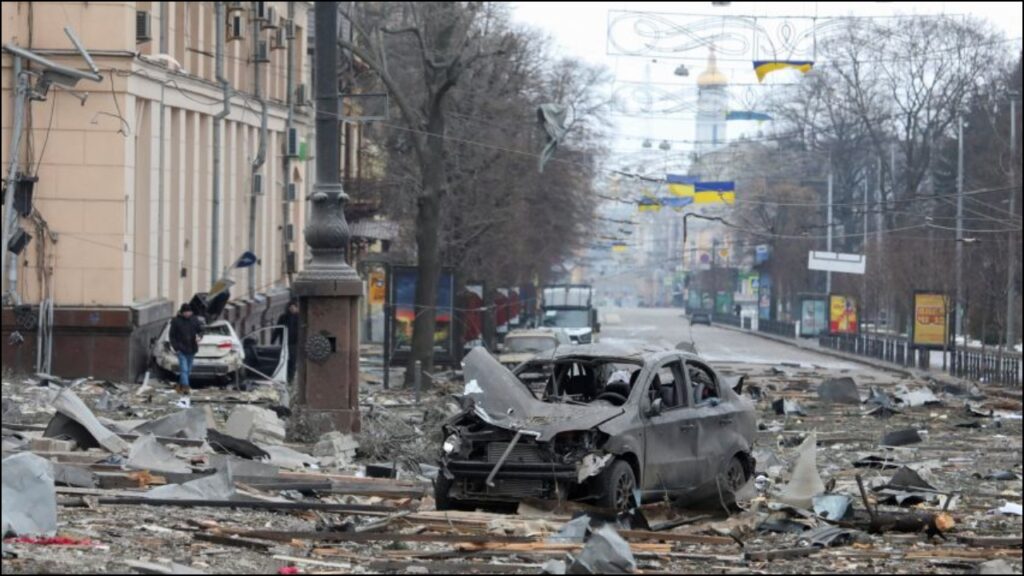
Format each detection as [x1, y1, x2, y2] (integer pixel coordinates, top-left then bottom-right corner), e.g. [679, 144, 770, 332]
[151, 292, 288, 386]
[497, 328, 570, 369]
[437, 344, 757, 512]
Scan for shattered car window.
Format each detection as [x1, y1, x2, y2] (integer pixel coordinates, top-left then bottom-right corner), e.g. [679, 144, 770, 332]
[545, 360, 641, 405]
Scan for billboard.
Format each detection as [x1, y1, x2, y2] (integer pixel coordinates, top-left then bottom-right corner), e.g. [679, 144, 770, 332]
[829, 295, 858, 335]
[389, 266, 456, 363]
[912, 292, 948, 349]
[799, 297, 828, 337]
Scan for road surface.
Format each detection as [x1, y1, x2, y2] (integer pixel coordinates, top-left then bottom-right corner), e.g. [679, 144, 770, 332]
[600, 307, 893, 377]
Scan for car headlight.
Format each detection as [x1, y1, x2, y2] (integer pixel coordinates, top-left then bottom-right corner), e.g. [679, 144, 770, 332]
[442, 434, 461, 455]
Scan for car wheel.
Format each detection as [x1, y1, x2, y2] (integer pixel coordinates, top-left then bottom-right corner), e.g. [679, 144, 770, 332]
[597, 460, 636, 513]
[724, 455, 747, 493]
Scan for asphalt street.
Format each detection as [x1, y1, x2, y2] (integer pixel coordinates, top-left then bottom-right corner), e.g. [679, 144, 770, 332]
[600, 307, 893, 377]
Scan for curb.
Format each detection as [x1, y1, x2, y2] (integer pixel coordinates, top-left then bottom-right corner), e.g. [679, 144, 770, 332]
[710, 322, 924, 380]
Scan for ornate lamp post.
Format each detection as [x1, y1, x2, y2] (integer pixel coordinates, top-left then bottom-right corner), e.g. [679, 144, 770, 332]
[293, 1, 362, 434]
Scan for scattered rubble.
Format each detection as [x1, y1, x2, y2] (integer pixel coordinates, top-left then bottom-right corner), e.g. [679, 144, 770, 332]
[2, 343, 1021, 574]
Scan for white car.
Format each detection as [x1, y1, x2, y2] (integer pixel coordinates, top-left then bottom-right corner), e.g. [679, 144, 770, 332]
[496, 328, 570, 369]
[152, 319, 288, 387]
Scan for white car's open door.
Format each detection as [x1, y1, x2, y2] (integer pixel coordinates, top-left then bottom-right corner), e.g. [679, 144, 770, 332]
[241, 325, 288, 385]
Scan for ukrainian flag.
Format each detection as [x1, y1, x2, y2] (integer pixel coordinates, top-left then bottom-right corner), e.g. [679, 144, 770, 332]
[693, 181, 736, 205]
[637, 197, 661, 213]
[667, 174, 697, 197]
[753, 60, 814, 82]
[611, 242, 628, 253]
[660, 196, 694, 209]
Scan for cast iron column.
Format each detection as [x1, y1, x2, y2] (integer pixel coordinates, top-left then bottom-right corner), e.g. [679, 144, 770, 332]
[293, 1, 362, 434]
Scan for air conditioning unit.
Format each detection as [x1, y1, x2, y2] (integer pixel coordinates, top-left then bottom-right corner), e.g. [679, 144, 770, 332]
[294, 83, 307, 107]
[136, 10, 152, 43]
[253, 173, 264, 196]
[285, 128, 300, 157]
[255, 40, 270, 63]
[226, 1, 244, 13]
[286, 182, 297, 201]
[262, 7, 278, 30]
[271, 27, 286, 51]
[228, 14, 244, 41]
[254, 1, 268, 21]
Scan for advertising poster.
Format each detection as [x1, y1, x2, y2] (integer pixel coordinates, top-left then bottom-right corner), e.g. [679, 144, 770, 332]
[758, 273, 772, 320]
[829, 295, 858, 335]
[912, 292, 948, 349]
[390, 266, 455, 361]
[799, 297, 827, 337]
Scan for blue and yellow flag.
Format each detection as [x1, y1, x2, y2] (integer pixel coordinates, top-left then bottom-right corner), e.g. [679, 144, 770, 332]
[667, 174, 697, 197]
[753, 60, 813, 82]
[694, 181, 736, 205]
[611, 242, 628, 253]
[637, 197, 661, 213]
[660, 196, 694, 209]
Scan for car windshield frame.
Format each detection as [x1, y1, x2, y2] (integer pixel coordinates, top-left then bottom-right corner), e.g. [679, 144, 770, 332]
[516, 355, 645, 404]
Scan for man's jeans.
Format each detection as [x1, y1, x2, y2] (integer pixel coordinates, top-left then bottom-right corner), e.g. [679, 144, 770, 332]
[177, 352, 195, 390]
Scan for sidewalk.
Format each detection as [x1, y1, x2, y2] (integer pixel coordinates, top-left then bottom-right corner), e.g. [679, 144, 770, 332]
[714, 322, 955, 384]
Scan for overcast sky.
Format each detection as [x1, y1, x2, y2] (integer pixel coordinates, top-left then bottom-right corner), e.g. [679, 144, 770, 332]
[511, 2, 1024, 175]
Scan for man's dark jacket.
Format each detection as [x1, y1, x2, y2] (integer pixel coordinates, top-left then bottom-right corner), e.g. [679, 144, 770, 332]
[170, 314, 202, 355]
[275, 312, 299, 347]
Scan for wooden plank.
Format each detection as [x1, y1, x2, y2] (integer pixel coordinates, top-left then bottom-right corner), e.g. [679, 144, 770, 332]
[192, 532, 272, 551]
[744, 547, 820, 562]
[619, 530, 736, 546]
[230, 530, 536, 545]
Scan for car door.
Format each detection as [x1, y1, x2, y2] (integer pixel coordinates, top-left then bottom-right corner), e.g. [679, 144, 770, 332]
[242, 325, 288, 384]
[684, 359, 736, 487]
[641, 359, 701, 499]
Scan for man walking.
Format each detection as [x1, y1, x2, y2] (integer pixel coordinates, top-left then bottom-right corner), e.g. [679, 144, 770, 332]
[275, 301, 300, 381]
[169, 303, 202, 407]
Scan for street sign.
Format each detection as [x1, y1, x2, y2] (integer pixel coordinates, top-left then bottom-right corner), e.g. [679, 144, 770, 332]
[808, 251, 866, 275]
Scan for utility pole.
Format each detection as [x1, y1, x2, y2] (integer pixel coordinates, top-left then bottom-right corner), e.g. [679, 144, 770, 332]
[293, 1, 363, 434]
[826, 165, 833, 296]
[1007, 98, 1020, 348]
[955, 115, 965, 363]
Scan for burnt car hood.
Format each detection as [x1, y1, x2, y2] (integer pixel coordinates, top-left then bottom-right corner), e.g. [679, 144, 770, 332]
[462, 347, 623, 441]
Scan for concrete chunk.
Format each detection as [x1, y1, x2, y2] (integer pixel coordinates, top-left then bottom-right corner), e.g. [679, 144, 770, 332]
[224, 406, 286, 445]
[1, 453, 57, 537]
[313, 431, 358, 467]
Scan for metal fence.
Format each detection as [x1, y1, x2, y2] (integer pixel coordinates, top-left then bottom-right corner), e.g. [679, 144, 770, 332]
[819, 334, 1022, 387]
[758, 318, 797, 338]
[819, 334, 930, 370]
[950, 347, 1022, 387]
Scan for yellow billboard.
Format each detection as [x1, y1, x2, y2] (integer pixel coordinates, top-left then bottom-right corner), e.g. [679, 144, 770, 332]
[829, 295, 858, 335]
[912, 292, 948, 348]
